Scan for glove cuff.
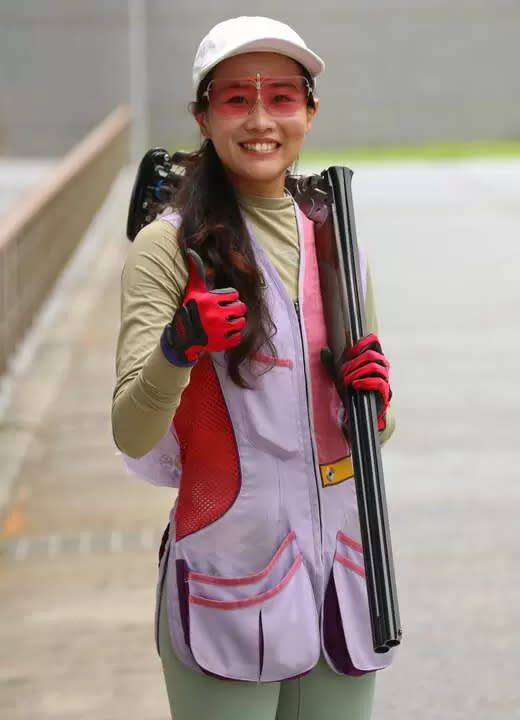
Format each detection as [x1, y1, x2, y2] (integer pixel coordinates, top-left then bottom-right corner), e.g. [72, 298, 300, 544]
[160, 327, 198, 368]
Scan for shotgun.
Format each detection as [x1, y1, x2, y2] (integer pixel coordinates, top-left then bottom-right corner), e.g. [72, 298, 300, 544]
[288, 167, 402, 653]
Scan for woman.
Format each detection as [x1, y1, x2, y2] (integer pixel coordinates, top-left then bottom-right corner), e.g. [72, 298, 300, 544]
[112, 15, 396, 720]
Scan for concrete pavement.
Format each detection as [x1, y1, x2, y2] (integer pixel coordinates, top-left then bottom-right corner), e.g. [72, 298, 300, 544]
[343, 158, 520, 720]
[0, 169, 174, 719]
[1, 159, 519, 719]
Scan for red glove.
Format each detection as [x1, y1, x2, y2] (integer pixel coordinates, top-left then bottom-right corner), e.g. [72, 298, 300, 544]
[161, 249, 247, 366]
[340, 333, 391, 430]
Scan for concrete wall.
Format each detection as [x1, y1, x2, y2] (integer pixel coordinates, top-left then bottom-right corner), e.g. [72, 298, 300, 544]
[1, 1, 519, 155]
[0, 106, 130, 373]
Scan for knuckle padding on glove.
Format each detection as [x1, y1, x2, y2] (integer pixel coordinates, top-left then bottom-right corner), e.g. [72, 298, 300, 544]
[351, 376, 390, 398]
[344, 367, 389, 385]
[225, 302, 247, 320]
[211, 286, 238, 295]
[343, 349, 389, 373]
[346, 333, 382, 359]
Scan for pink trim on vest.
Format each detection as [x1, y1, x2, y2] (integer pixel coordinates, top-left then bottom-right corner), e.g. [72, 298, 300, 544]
[250, 352, 294, 369]
[334, 552, 366, 578]
[188, 531, 296, 586]
[337, 531, 363, 554]
[300, 214, 349, 465]
[189, 554, 303, 609]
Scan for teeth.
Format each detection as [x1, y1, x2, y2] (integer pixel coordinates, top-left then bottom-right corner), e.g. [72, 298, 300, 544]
[242, 142, 278, 151]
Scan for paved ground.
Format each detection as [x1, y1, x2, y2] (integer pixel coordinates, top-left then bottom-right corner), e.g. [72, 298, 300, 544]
[0, 159, 519, 719]
[0, 170, 174, 720]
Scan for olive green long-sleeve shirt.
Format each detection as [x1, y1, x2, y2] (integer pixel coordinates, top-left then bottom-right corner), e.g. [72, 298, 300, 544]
[112, 191, 394, 458]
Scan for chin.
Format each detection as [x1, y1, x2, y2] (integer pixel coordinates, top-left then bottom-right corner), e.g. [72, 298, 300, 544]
[243, 161, 288, 181]
[226, 155, 292, 193]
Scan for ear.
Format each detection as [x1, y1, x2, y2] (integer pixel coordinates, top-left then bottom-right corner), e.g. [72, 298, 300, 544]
[304, 98, 319, 135]
[195, 112, 211, 139]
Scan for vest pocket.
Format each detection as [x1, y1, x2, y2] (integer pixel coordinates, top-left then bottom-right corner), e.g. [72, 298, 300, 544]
[184, 532, 320, 681]
[324, 531, 394, 673]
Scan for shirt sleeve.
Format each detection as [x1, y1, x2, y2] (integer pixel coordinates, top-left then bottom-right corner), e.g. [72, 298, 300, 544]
[111, 219, 192, 458]
[364, 262, 396, 445]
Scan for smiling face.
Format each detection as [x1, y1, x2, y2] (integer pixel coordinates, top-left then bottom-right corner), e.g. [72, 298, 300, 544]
[195, 52, 319, 197]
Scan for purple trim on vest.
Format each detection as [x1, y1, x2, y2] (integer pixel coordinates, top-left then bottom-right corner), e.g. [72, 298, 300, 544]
[323, 573, 369, 677]
[176, 559, 190, 647]
[259, 611, 264, 678]
[158, 523, 170, 566]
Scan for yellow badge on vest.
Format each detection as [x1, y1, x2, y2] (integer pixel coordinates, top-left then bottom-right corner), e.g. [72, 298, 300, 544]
[320, 456, 354, 487]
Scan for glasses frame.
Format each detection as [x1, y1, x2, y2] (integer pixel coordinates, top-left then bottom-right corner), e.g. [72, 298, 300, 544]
[202, 73, 313, 117]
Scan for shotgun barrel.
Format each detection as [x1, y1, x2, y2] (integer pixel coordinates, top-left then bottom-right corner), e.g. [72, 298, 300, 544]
[312, 166, 402, 653]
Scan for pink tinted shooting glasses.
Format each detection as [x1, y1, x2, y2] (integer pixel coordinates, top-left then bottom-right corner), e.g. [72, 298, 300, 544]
[203, 74, 313, 117]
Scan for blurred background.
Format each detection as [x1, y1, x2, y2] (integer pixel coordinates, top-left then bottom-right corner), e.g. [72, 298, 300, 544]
[1, 0, 520, 154]
[0, 2, 519, 719]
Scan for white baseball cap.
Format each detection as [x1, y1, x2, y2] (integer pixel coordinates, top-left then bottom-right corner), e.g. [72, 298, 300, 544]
[192, 16, 325, 93]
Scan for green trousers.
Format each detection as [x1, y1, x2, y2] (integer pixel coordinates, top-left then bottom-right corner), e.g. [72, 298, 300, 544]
[158, 576, 376, 720]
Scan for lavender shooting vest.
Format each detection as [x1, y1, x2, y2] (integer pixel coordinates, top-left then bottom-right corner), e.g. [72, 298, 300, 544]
[122, 204, 396, 682]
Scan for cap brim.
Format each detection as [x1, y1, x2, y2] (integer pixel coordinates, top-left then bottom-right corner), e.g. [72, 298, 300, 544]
[196, 37, 325, 89]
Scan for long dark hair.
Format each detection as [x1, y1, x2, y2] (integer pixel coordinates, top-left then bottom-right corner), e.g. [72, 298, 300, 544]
[174, 66, 316, 388]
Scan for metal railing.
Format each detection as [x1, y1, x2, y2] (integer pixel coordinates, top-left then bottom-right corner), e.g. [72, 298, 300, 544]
[0, 106, 131, 374]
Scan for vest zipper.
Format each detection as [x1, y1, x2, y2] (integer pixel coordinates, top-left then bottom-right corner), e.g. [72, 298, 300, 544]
[293, 299, 324, 547]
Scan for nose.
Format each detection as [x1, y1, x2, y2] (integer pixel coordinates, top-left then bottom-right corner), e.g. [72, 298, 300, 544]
[243, 98, 274, 132]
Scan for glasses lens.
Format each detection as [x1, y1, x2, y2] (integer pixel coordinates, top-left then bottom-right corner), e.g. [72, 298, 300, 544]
[261, 77, 309, 116]
[207, 76, 310, 117]
[207, 79, 258, 116]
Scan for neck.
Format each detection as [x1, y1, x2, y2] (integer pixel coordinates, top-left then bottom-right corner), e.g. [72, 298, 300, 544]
[227, 170, 286, 198]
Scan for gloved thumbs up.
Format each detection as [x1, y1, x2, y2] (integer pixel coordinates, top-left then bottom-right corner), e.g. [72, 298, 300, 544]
[161, 249, 247, 366]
